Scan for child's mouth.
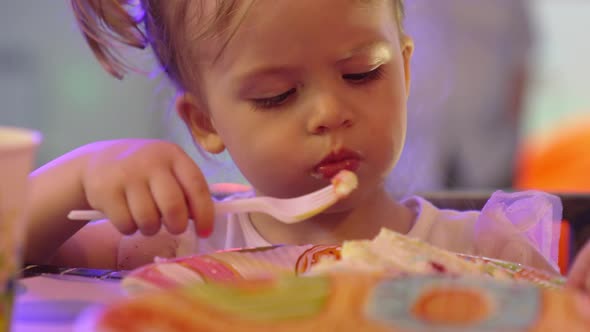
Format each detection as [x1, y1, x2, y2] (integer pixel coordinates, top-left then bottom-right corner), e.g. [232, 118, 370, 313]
[312, 149, 361, 180]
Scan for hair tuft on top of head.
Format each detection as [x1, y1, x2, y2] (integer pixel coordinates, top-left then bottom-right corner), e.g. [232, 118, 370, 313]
[71, 0, 149, 79]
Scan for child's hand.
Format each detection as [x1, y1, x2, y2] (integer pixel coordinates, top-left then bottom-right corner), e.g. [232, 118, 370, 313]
[79, 139, 214, 237]
[567, 241, 590, 293]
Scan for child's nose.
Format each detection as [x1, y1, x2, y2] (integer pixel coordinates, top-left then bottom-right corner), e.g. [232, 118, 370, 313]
[306, 94, 354, 135]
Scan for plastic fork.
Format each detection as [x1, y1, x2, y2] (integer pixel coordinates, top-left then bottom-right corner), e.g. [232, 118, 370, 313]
[67, 171, 358, 224]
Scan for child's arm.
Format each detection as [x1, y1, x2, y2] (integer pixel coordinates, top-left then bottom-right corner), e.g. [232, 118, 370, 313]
[567, 241, 590, 293]
[49, 219, 184, 270]
[24, 139, 214, 269]
[46, 219, 122, 269]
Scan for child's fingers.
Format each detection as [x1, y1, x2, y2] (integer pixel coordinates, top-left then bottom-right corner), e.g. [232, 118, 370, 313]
[125, 182, 161, 236]
[173, 157, 214, 238]
[97, 190, 138, 235]
[149, 170, 189, 235]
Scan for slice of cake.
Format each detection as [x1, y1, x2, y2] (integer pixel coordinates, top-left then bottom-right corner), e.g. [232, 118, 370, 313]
[307, 228, 509, 279]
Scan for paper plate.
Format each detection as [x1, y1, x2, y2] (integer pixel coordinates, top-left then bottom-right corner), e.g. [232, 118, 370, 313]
[458, 254, 565, 289]
[78, 272, 589, 332]
[121, 244, 565, 295]
[77, 238, 584, 332]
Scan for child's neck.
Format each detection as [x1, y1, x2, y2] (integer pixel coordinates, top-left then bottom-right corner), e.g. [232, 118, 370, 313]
[248, 187, 416, 245]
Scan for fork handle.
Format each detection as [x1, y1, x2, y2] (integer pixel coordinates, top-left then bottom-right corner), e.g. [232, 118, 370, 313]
[68, 210, 107, 220]
[68, 198, 264, 221]
[214, 198, 264, 216]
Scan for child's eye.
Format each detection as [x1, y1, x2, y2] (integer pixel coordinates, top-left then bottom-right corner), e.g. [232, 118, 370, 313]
[342, 66, 384, 84]
[251, 88, 297, 110]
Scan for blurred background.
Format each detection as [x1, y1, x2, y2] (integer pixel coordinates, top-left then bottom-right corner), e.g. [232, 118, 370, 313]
[1, 0, 589, 195]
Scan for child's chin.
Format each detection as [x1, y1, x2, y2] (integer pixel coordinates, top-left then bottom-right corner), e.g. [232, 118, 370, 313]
[323, 196, 359, 214]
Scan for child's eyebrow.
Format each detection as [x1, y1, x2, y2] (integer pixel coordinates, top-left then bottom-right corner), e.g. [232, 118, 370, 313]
[235, 42, 392, 87]
[235, 66, 298, 93]
[337, 41, 392, 64]
[239, 67, 297, 81]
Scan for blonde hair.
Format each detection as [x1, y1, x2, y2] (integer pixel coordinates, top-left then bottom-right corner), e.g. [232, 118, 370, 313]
[71, 0, 405, 92]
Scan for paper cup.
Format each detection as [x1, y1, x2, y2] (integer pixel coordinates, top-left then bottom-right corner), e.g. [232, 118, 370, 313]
[0, 127, 41, 331]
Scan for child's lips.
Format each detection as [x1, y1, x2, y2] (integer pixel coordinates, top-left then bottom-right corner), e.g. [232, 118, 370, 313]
[312, 150, 361, 179]
[313, 159, 360, 179]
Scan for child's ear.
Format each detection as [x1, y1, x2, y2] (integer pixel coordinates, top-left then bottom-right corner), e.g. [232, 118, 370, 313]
[175, 93, 225, 154]
[400, 35, 414, 98]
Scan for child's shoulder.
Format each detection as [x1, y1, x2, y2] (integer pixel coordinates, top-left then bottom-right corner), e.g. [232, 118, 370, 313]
[403, 190, 562, 270]
[474, 190, 562, 271]
[402, 194, 480, 229]
[402, 195, 481, 254]
[407, 190, 562, 231]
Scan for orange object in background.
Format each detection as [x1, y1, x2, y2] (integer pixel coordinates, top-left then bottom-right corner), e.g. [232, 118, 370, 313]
[556, 221, 571, 275]
[515, 118, 590, 192]
[515, 117, 590, 274]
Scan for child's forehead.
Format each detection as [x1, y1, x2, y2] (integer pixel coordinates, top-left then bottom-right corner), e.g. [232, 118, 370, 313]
[190, 0, 398, 67]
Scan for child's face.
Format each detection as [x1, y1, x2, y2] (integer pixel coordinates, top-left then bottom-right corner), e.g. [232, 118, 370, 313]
[180, 0, 413, 206]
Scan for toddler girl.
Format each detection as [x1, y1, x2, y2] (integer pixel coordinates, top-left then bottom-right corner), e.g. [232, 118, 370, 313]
[26, 0, 562, 277]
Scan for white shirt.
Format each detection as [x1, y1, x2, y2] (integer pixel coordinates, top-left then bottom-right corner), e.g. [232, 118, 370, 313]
[199, 196, 481, 252]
